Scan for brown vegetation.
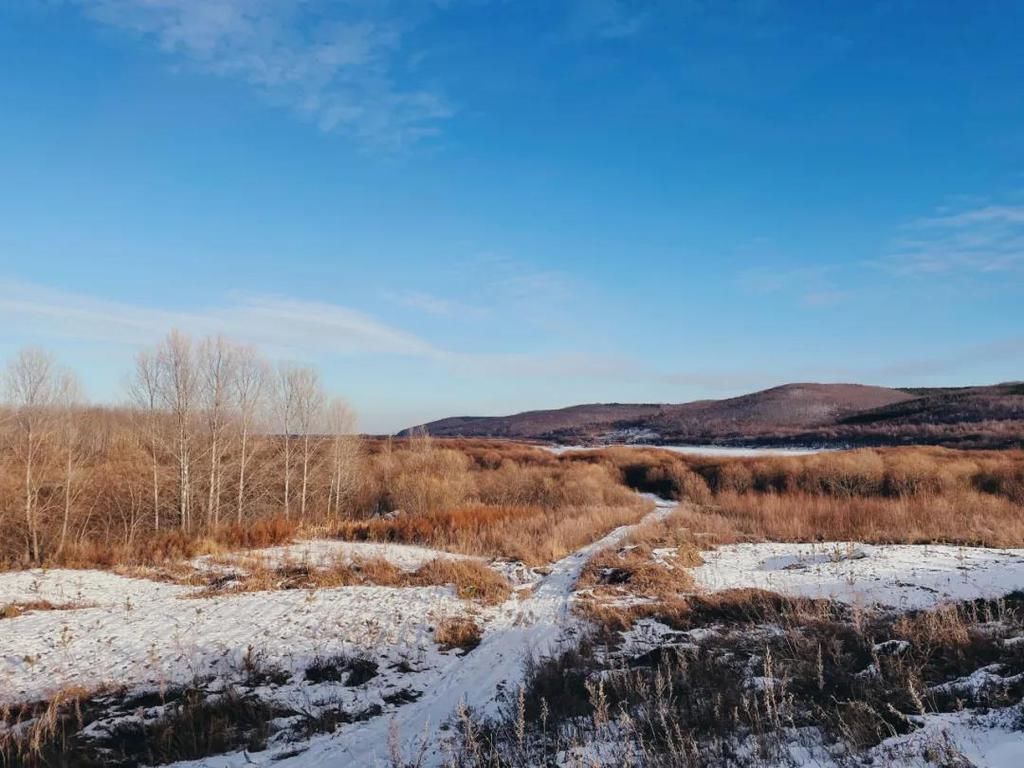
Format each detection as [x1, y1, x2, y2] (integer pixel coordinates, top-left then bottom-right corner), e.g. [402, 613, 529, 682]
[447, 590, 1024, 766]
[579, 445, 1024, 547]
[0, 337, 649, 572]
[0, 335, 358, 569]
[332, 442, 651, 565]
[0, 600, 86, 620]
[435, 616, 483, 652]
[576, 509, 703, 613]
[193, 555, 512, 605]
[2, 343, 1022, 583]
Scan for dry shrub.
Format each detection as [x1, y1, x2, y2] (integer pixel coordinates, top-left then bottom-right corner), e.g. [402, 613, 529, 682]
[575, 509, 709, 626]
[333, 440, 650, 566]
[195, 555, 512, 605]
[1, 601, 84, 620]
[335, 484, 651, 566]
[387, 446, 476, 516]
[0, 685, 96, 767]
[708, 488, 1024, 547]
[894, 603, 973, 650]
[411, 559, 512, 604]
[435, 616, 483, 652]
[581, 446, 1024, 547]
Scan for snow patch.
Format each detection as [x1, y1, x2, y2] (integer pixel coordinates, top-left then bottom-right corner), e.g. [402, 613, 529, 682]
[692, 542, 1024, 610]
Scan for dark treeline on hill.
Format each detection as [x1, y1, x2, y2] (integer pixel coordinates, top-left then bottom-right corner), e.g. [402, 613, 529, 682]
[401, 382, 1024, 449]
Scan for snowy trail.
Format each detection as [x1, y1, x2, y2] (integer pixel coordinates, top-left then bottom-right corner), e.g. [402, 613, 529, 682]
[261, 494, 678, 768]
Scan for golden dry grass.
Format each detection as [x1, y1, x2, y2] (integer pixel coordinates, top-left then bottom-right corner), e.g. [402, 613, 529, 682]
[434, 616, 483, 652]
[333, 501, 651, 566]
[576, 508, 705, 624]
[192, 555, 513, 605]
[0, 600, 87, 620]
[582, 446, 1024, 547]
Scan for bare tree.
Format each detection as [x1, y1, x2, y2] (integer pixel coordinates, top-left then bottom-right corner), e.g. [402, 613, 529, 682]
[4, 348, 58, 562]
[56, 369, 85, 556]
[129, 349, 163, 532]
[198, 336, 237, 529]
[155, 331, 197, 531]
[325, 397, 360, 519]
[292, 367, 325, 520]
[275, 365, 299, 518]
[233, 345, 267, 524]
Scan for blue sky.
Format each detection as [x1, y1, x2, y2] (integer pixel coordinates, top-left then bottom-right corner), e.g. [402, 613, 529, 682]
[1, 1, 1022, 432]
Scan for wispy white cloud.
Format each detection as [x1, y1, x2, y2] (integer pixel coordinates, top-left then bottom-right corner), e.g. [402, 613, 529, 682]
[72, 0, 452, 148]
[0, 279, 445, 359]
[735, 265, 848, 308]
[567, 0, 652, 40]
[461, 252, 575, 306]
[881, 203, 1024, 276]
[0, 278, 626, 381]
[866, 336, 1024, 379]
[382, 289, 479, 318]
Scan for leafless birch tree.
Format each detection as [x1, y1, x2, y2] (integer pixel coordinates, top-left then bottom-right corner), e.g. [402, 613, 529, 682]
[325, 397, 359, 518]
[155, 331, 197, 531]
[56, 369, 84, 555]
[129, 349, 163, 532]
[4, 347, 58, 562]
[233, 345, 267, 523]
[198, 336, 237, 529]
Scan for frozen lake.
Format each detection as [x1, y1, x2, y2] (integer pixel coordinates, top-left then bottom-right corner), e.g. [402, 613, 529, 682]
[546, 443, 830, 457]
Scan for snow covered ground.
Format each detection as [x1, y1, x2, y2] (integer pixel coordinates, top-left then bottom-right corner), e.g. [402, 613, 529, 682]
[693, 542, 1024, 610]
[0, 496, 677, 767]
[4, 494, 1024, 767]
[0, 571, 469, 706]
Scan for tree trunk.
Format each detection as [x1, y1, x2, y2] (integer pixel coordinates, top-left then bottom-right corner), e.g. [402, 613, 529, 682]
[237, 425, 248, 524]
[25, 430, 38, 563]
[283, 435, 291, 519]
[59, 445, 72, 556]
[300, 433, 310, 520]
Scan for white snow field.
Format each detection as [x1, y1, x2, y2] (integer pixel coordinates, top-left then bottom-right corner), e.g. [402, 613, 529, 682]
[693, 542, 1024, 610]
[0, 574, 469, 706]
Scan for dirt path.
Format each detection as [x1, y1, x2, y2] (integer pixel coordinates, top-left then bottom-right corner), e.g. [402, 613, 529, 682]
[269, 494, 678, 767]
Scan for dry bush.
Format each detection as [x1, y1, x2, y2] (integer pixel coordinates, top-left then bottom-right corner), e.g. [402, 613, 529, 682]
[194, 555, 512, 605]
[412, 559, 512, 604]
[334, 456, 651, 565]
[0, 685, 96, 767]
[577, 509, 705, 620]
[454, 591, 1024, 767]
[334, 500, 650, 566]
[708, 488, 1024, 546]
[435, 616, 483, 652]
[0, 601, 86, 620]
[579, 446, 1024, 547]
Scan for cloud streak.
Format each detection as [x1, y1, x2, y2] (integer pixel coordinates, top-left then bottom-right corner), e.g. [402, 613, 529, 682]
[0, 278, 632, 381]
[0, 279, 445, 359]
[882, 203, 1024, 276]
[74, 0, 452, 148]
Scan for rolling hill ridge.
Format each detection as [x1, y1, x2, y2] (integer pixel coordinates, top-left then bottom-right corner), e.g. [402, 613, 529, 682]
[400, 382, 1024, 449]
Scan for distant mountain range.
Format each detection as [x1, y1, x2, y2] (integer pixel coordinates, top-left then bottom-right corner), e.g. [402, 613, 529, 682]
[399, 382, 1024, 449]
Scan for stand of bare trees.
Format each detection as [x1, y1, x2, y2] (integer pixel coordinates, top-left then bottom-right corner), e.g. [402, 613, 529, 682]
[0, 332, 361, 566]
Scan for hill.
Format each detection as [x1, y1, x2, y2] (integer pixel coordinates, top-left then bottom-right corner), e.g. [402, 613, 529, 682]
[400, 382, 1024, 449]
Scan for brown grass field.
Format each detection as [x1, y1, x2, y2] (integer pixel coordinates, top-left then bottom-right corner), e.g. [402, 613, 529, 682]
[3, 424, 1023, 572]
